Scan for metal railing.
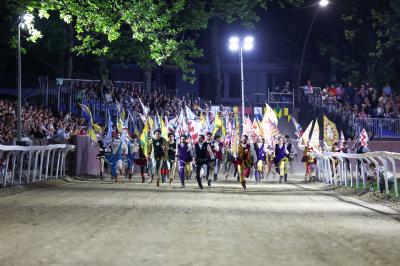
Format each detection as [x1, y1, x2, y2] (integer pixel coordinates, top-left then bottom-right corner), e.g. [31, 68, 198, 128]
[267, 88, 295, 109]
[354, 118, 400, 139]
[0, 144, 75, 187]
[314, 151, 399, 197]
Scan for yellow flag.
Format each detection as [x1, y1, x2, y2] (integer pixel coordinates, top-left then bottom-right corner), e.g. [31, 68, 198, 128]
[283, 108, 289, 117]
[212, 113, 222, 136]
[161, 116, 168, 139]
[140, 121, 149, 156]
[323, 115, 339, 148]
[287, 114, 292, 123]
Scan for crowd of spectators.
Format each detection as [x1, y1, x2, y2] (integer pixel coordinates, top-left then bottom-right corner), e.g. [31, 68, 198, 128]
[0, 80, 214, 145]
[305, 80, 399, 119]
[0, 99, 88, 145]
[304, 80, 399, 137]
[69, 80, 208, 117]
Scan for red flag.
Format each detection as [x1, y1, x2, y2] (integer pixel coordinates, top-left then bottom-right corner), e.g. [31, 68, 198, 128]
[360, 129, 369, 147]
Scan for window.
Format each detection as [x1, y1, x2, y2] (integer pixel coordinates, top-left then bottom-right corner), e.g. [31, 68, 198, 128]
[229, 73, 240, 97]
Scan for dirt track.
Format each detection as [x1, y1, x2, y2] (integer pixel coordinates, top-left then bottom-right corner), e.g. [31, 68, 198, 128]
[0, 177, 400, 266]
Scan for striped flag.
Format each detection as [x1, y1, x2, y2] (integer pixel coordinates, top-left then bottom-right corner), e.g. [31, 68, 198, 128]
[359, 129, 369, 147]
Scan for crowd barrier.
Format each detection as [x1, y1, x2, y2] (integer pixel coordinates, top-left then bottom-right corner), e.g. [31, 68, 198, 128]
[0, 144, 75, 187]
[314, 151, 399, 197]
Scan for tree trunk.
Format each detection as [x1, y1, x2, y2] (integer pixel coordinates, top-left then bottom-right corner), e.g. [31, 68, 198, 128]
[144, 68, 152, 93]
[210, 17, 222, 103]
[66, 23, 74, 79]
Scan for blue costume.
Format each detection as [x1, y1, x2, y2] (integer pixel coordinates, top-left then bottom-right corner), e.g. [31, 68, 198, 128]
[254, 143, 266, 183]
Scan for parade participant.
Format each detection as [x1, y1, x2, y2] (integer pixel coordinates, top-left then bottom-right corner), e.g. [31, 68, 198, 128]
[194, 134, 214, 189]
[106, 134, 128, 183]
[176, 135, 193, 188]
[265, 144, 275, 179]
[167, 133, 177, 184]
[205, 132, 216, 186]
[130, 135, 147, 183]
[147, 129, 168, 187]
[212, 135, 223, 182]
[274, 137, 289, 183]
[284, 135, 297, 174]
[237, 135, 254, 189]
[253, 136, 266, 184]
[299, 140, 315, 183]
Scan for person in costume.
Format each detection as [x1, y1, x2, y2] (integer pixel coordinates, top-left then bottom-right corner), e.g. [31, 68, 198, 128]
[212, 135, 224, 181]
[105, 134, 128, 183]
[274, 137, 289, 183]
[129, 135, 147, 183]
[265, 144, 276, 179]
[253, 136, 267, 184]
[284, 135, 297, 174]
[237, 135, 255, 189]
[167, 133, 177, 184]
[176, 135, 194, 188]
[205, 132, 216, 186]
[147, 129, 168, 187]
[299, 140, 315, 182]
[194, 134, 214, 189]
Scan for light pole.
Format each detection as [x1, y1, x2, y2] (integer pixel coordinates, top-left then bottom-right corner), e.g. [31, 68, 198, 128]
[229, 36, 254, 133]
[296, 0, 329, 102]
[17, 13, 34, 143]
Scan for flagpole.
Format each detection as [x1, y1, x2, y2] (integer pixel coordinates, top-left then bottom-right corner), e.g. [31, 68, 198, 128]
[240, 44, 245, 136]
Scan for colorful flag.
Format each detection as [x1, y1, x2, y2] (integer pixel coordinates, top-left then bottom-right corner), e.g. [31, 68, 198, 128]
[78, 103, 100, 143]
[140, 120, 149, 156]
[161, 116, 168, 139]
[212, 113, 223, 136]
[359, 128, 369, 147]
[323, 114, 339, 148]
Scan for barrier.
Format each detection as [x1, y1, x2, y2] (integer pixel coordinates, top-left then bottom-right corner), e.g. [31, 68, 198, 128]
[314, 151, 399, 197]
[354, 118, 400, 139]
[0, 144, 75, 187]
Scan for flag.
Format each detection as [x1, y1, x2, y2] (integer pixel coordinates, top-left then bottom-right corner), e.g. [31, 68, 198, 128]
[243, 116, 253, 140]
[138, 97, 149, 115]
[185, 106, 197, 120]
[300, 120, 313, 146]
[323, 114, 339, 148]
[188, 119, 201, 142]
[160, 116, 168, 139]
[103, 110, 113, 147]
[168, 117, 178, 133]
[291, 117, 303, 138]
[265, 103, 278, 125]
[359, 128, 369, 147]
[254, 107, 263, 121]
[140, 120, 149, 156]
[283, 108, 289, 117]
[310, 119, 320, 150]
[78, 103, 100, 143]
[212, 113, 223, 136]
[287, 114, 292, 123]
[339, 131, 345, 150]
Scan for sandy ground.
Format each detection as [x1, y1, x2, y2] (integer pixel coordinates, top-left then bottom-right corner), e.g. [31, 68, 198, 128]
[0, 173, 400, 266]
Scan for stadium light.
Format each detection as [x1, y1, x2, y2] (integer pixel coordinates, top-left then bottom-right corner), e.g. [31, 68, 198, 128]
[319, 0, 329, 8]
[17, 13, 35, 143]
[228, 36, 254, 133]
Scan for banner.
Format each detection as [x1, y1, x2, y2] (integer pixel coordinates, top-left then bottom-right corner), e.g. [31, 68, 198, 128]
[323, 114, 339, 148]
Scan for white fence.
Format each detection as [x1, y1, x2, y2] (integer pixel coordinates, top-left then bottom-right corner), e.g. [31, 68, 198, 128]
[0, 144, 75, 187]
[314, 151, 399, 197]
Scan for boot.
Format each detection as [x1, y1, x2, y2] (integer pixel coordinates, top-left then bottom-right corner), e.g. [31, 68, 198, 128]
[284, 174, 288, 182]
[279, 176, 282, 183]
[208, 179, 212, 187]
[149, 175, 154, 184]
[141, 173, 145, 183]
[241, 180, 246, 190]
[128, 174, 132, 181]
[214, 174, 217, 182]
[156, 178, 160, 187]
